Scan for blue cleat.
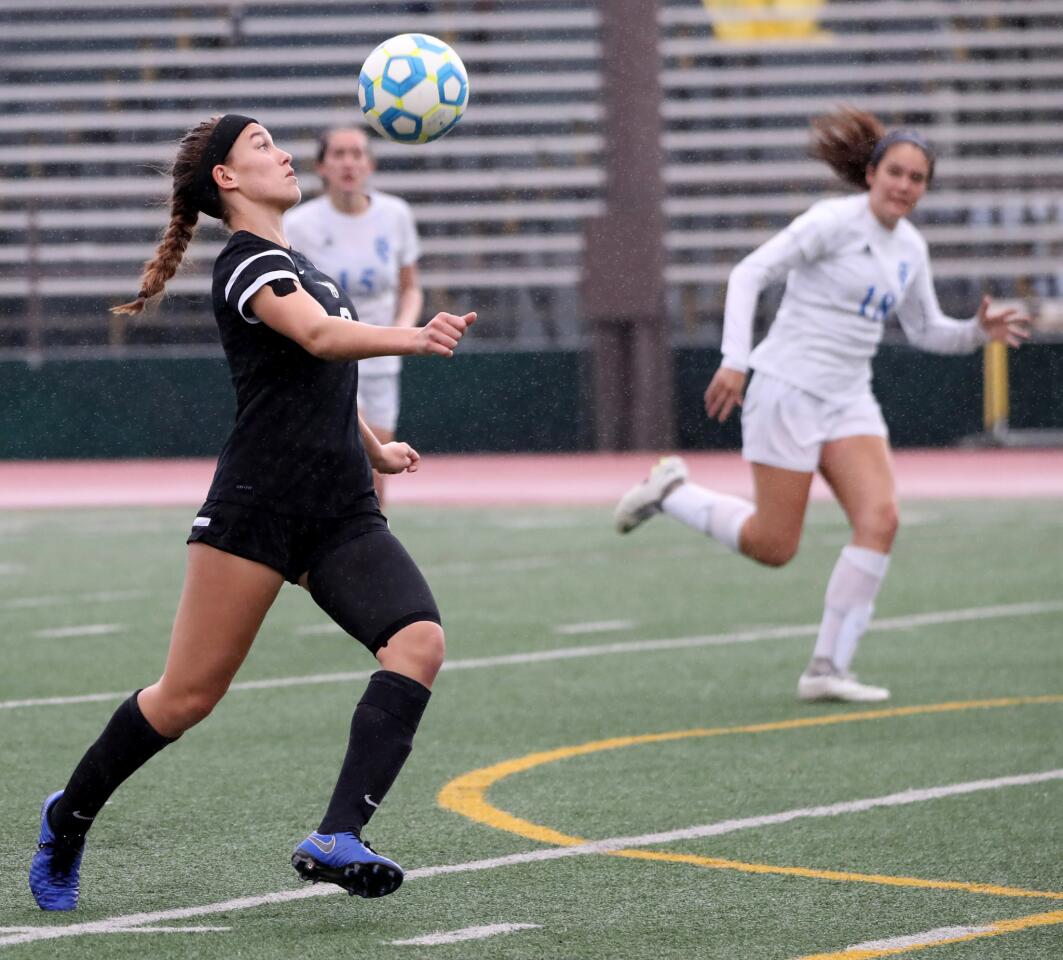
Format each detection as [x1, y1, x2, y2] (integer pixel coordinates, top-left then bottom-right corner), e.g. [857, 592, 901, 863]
[29, 790, 85, 911]
[291, 831, 403, 899]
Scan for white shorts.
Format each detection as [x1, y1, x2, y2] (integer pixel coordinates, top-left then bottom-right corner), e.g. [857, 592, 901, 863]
[741, 372, 888, 473]
[357, 373, 400, 434]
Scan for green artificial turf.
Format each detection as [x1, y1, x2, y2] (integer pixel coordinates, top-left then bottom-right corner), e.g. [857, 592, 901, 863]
[1, 500, 1060, 959]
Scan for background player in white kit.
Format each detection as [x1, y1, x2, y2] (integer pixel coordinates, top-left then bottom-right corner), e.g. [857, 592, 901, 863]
[285, 126, 422, 505]
[616, 107, 1028, 703]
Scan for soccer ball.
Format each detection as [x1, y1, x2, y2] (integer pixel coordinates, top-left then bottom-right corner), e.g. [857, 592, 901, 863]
[358, 34, 470, 145]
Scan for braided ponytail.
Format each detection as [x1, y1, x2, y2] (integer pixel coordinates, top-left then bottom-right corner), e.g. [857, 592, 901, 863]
[112, 117, 221, 316]
[808, 106, 886, 191]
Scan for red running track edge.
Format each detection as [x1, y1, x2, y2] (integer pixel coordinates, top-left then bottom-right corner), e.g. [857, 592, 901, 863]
[0, 449, 1059, 510]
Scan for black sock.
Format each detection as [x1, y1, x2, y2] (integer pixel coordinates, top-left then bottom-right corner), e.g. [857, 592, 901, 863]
[317, 670, 431, 836]
[49, 691, 175, 842]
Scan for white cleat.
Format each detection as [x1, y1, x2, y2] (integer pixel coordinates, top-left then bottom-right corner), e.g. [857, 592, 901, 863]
[614, 456, 689, 534]
[798, 671, 890, 703]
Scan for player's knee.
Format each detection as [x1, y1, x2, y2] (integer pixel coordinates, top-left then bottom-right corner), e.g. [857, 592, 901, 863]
[158, 686, 225, 733]
[883, 502, 900, 540]
[855, 501, 899, 549]
[742, 517, 800, 568]
[416, 622, 446, 676]
[744, 527, 800, 567]
[756, 541, 799, 568]
[382, 620, 445, 681]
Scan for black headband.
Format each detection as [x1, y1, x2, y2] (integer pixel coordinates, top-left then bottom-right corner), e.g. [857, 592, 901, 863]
[869, 128, 934, 167]
[194, 114, 257, 218]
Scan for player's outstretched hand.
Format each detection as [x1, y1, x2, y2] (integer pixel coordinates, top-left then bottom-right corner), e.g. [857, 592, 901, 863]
[416, 312, 477, 357]
[373, 441, 420, 475]
[704, 366, 748, 423]
[978, 295, 1030, 348]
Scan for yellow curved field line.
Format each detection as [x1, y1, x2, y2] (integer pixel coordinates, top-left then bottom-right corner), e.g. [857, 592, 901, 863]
[438, 694, 1063, 956]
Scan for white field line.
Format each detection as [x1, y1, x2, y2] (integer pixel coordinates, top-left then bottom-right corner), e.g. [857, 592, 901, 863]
[0, 926, 230, 935]
[2, 600, 1062, 711]
[108, 926, 232, 934]
[389, 923, 540, 946]
[488, 514, 588, 529]
[556, 769, 1063, 853]
[1, 768, 1058, 949]
[3, 590, 145, 610]
[847, 924, 990, 952]
[31, 624, 125, 640]
[422, 556, 559, 577]
[554, 619, 635, 635]
[294, 623, 344, 636]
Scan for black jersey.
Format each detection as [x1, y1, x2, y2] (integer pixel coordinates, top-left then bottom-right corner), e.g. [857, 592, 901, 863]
[206, 230, 375, 517]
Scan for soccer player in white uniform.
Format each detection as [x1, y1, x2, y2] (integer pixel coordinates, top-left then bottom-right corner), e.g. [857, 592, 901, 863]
[615, 107, 1028, 703]
[285, 127, 423, 505]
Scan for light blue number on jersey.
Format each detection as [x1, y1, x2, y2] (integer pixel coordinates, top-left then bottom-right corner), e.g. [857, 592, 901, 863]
[358, 268, 376, 295]
[858, 286, 895, 322]
[338, 269, 376, 296]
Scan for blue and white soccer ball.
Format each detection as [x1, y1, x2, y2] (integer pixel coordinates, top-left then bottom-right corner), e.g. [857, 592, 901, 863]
[358, 34, 470, 145]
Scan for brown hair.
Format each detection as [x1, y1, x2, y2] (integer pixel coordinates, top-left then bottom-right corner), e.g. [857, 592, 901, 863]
[112, 117, 222, 316]
[315, 125, 371, 165]
[809, 106, 886, 191]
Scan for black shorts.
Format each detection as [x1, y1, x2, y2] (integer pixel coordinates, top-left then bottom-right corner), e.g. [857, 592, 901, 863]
[186, 499, 440, 653]
[187, 498, 387, 583]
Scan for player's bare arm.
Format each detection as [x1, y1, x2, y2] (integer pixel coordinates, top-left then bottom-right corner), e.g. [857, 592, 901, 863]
[394, 264, 424, 328]
[359, 415, 420, 475]
[250, 283, 475, 360]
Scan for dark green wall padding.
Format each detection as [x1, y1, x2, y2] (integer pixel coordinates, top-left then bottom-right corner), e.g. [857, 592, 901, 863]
[2, 357, 235, 460]
[2, 345, 1060, 459]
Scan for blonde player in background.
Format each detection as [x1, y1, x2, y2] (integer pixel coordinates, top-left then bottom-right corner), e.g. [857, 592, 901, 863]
[285, 127, 423, 505]
[615, 107, 1028, 703]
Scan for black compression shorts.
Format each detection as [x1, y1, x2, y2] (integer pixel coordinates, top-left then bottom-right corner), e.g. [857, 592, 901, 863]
[186, 499, 440, 653]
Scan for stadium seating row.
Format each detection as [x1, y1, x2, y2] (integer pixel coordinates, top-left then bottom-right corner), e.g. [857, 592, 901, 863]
[0, 0, 1060, 348]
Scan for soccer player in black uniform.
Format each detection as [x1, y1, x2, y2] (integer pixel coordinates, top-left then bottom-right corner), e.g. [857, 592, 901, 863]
[29, 114, 475, 910]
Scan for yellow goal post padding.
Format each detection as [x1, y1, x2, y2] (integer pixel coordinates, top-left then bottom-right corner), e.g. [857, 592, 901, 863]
[983, 339, 1010, 436]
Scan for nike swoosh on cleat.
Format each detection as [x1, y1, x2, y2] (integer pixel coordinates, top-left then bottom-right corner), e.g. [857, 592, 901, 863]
[364, 794, 380, 808]
[307, 834, 336, 854]
[71, 810, 94, 821]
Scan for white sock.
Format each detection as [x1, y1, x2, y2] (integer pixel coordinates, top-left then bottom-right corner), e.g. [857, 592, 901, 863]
[812, 546, 890, 673]
[661, 482, 755, 553]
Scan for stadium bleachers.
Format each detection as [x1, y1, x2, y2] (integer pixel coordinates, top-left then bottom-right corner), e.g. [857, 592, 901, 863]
[1, 0, 1061, 350]
[0, 0, 602, 347]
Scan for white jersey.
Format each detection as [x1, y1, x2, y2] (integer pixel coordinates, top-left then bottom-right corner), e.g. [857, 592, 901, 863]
[284, 190, 419, 376]
[721, 192, 986, 401]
